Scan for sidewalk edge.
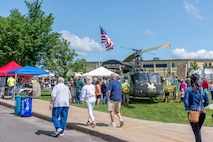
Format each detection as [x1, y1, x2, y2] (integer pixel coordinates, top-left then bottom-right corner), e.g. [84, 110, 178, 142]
[0, 102, 127, 142]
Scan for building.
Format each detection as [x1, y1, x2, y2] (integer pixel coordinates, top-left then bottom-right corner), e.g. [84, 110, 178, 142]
[85, 59, 213, 78]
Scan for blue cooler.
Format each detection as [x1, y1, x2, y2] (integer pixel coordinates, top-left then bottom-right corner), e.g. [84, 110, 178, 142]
[15, 96, 22, 115]
[21, 97, 32, 117]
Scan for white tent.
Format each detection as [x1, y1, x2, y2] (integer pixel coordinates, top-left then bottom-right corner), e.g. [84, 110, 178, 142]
[83, 66, 119, 77]
[189, 67, 213, 80]
[74, 72, 82, 76]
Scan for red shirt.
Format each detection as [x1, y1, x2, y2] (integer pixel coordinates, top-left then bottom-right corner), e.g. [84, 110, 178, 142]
[202, 79, 209, 89]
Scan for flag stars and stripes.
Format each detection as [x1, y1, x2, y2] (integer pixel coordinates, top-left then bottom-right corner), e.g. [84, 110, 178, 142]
[100, 26, 114, 51]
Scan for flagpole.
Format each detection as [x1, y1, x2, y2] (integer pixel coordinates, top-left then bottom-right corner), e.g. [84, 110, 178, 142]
[99, 25, 101, 67]
[98, 46, 101, 67]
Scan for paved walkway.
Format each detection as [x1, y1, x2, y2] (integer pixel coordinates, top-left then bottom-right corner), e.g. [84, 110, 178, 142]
[1, 97, 213, 142]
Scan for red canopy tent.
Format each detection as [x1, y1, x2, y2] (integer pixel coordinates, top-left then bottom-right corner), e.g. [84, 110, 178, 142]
[0, 61, 22, 98]
[0, 61, 22, 76]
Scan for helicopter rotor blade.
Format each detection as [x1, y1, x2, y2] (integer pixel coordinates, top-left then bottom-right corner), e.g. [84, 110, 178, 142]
[122, 43, 171, 62]
[142, 43, 171, 53]
[120, 46, 139, 51]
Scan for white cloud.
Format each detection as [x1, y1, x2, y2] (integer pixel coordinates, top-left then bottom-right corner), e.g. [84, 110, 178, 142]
[143, 29, 156, 39]
[60, 30, 103, 56]
[184, 1, 203, 20]
[172, 48, 213, 59]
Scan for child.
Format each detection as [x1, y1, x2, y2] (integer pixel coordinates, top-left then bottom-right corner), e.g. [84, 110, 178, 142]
[179, 79, 187, 102]
[180, 88, 185, 102]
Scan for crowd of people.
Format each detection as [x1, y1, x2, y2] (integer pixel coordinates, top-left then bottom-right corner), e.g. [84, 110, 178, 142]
[66, 76, 110, 105]
[49, 74, 124, 137]
[162, 75, 213, 103]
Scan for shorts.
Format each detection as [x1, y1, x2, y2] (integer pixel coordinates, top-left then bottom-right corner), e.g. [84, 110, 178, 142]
[96, 95, 101, 99]
[125, 94, 129, 98]
[108, 99, 121, 113]
[165, 92, 169, 96]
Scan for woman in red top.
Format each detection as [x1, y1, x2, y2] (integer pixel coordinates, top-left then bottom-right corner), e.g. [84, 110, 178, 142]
[95, 80, 101, 105]
[202, 78, 209, 89]
[202, 78, 209, 97]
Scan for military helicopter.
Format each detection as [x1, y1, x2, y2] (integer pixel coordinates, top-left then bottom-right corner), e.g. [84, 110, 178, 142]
[119, 43, 172, 98]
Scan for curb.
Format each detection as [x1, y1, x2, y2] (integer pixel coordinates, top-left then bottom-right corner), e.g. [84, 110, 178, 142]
[0, 101, 126, 142]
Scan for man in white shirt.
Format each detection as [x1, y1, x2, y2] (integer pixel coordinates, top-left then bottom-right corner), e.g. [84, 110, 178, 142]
[49, 77, 71, 137]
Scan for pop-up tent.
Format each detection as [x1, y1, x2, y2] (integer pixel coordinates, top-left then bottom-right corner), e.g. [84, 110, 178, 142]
[6, 66, 48, 98]
[0, 61, 21, 97]
[83, 66, 119, 77]
[0, 61, 22, 76]
[37, 70, 55, 77]
[7, 66, 49, 75]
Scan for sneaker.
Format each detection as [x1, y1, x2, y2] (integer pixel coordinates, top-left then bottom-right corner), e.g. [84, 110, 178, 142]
[51, 132, 58, 137]
[91, 122, 96, 128]
[120, 121, 124, 127]
[108, 122, 116, 127]
[51, 128, 62, 137]
[86, 121, 90, 126]
[59, 132, 64, 136]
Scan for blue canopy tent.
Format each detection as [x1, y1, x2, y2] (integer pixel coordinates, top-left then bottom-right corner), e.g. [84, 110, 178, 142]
[7, 66, 49, 75]
[7, 66, 49, 97]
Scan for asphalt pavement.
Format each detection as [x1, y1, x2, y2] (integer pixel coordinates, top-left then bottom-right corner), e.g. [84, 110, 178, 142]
[0, 105, 107, 142]
[1, 97, 213, 142]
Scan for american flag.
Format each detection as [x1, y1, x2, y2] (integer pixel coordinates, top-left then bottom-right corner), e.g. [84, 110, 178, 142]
[100, 26, 114, 51]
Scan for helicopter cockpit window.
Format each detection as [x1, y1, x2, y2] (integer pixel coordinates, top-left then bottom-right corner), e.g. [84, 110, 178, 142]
[134, 73, 148, 84]
[148, 73, 161, 84]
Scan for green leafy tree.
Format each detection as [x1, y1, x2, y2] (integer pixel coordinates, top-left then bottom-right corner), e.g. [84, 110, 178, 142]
[71, 58, 87, 73]
[0, 10, 27, 65]
[44, 39, 86, 78]
[0, 0, 59, 66]
[23, 0, 60, 66]
[192, 60, 198, 70]
[0, 0, 86, 75]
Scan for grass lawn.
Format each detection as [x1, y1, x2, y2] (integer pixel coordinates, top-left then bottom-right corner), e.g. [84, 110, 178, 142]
[40, 90, 213, 127]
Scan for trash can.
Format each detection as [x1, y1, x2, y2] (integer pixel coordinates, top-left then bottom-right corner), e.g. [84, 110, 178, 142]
[15, 95, 32, 117]
[21, 97, 32, 117]
[15, 95, 22, 115]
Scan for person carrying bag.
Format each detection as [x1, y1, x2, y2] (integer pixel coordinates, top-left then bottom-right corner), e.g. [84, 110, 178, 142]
[188, 92, 203, 123]
[184, 73, 209, 142]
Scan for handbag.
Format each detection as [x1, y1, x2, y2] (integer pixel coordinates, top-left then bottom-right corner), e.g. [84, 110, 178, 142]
[188, 90, 202, 123]
[188, 111, 200, 122]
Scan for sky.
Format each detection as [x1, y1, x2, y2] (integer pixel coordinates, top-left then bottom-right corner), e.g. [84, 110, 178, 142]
[1, 0, 213, 62]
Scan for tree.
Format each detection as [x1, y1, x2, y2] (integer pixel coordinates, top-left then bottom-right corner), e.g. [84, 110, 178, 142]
[71, 58, 87, 73]
[44, 39, 77, 78]
[43, 38, 87, 78]
[192, 60, 198, 70]
[0, 0, 86, 76]
[0, 10, 27, 65]
[0, 0, 59, 66]
[23, 0, 60, 66]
